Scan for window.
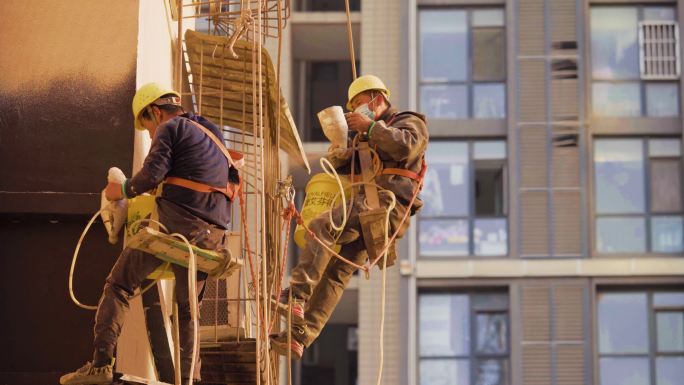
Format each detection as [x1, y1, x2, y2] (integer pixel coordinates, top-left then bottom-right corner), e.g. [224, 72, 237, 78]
[419, 8, 506, 120]
[419, 292, 509, 385]
[591, 6, 680, 117]
[419, 141, 507, 257]
[597, 290, 684, 385]
[295, 0, 360, 11]
[594, 138, 683, 254]
[296, 61, 357, 142]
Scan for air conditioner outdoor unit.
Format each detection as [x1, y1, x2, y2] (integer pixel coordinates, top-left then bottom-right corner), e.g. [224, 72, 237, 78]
[639, 21, 681, 80]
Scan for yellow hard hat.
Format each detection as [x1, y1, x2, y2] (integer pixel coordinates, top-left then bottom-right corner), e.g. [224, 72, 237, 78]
[132, 82, 181, 130]
[346, 75, 390, 111]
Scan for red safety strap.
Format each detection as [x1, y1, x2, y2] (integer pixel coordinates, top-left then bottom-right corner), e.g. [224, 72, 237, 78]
[381, 157, 427, 182]
[165, 176, 240, 201]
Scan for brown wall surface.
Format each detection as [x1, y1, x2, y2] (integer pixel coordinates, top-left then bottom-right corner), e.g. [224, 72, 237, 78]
[0, 0, 139, 214]
[0, 1, 139, 384]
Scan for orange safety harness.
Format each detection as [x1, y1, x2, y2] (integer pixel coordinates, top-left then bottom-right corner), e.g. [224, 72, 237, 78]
[163, 119, 244, 201]
[376, 113, 427, 189]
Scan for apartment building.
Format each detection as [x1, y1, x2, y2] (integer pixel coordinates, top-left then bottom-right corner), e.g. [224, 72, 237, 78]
[281, 1, 684, 385]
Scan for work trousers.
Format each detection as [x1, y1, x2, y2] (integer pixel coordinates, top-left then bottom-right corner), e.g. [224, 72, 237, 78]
[290, 192, 409, 347]
[93, 199, 229, 380]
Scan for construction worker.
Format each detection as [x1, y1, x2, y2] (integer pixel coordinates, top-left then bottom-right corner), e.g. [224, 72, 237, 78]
[271, 75, 428, 358]
[60, 83, 239, 384]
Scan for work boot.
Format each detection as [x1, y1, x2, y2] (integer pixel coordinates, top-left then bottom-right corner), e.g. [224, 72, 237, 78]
[271, 287, 305, 324]
[270, 327, 305, 360]
[59, 360, 113, 385]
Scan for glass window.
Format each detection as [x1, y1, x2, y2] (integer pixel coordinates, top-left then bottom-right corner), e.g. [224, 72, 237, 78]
[646, 83, 680, 117]
[656, 357, 684, 385]
[420, 219, 470, 257]
[419, 294, 470, 356]
[598, 290, 684, 385]
[473, 29, 505, 81]
[600, 357, 650, 385]
[594, 139, 645, 214]
[597, 217, 647, 253]
[473, 84, 506, 119]
[420, 141, 508, 257]
[651, 216, 684, 253]
[474, 219, 508, 256]
[419, 8, 506, 120]
[650, 160, 682, 213]
[654, 292, 684, 306]
[656, 312, 684, 352]
[592, 83, 641, 117]
[643, 7, 676, 21]
[420, 10, 468, 82]
[594, 138, 683, 254]
[295, 0, 360, 11]
[420, 292, 509, 385]
[421, 85, 469, 119]
[598, 292, 649, 353]
[591, 7, 639, 80]
[590, 6, 680, 117]
[422, 142, 469, 216]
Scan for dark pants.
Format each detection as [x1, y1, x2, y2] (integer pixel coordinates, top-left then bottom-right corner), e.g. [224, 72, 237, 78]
[290, 192, 409, 346]
[93, 199, 228, 380]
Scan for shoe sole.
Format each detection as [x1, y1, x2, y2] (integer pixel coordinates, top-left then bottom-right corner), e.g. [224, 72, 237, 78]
[271, 298, 305, 324]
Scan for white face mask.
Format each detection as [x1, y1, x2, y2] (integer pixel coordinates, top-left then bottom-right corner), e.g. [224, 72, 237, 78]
[354, 94, 379, 120]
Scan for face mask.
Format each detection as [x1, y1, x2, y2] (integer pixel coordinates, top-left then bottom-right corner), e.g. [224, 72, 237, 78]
[354, 94, 379, 120]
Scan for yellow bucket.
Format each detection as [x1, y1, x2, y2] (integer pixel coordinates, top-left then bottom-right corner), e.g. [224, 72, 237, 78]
[294, 173, 352, 250]
[126, 195, 175, 280]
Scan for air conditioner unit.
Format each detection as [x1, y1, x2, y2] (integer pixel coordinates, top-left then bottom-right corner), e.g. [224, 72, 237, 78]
[639, 21, 681, 80]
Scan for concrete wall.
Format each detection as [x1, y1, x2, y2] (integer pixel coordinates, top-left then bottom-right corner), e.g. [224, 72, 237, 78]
[0, 0, 138, 214]
[0, 1, 139, 384]
[358, 1, 405, 385]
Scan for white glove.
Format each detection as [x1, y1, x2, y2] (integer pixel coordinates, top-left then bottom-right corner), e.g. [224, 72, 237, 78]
[326, 144, 353, 165]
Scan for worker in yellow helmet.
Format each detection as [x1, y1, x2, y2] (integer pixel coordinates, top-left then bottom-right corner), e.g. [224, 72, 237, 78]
[60, 83, 240, 384]
[271, 75, 429, 359]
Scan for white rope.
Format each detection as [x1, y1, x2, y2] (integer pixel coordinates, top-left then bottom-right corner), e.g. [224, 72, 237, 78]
[375, 190, 395, 385]
[69, 209, 107, 310]
[320, 157, 348, 232]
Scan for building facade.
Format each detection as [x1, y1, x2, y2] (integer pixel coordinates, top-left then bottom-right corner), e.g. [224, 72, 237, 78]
[281, 1, 684, 385]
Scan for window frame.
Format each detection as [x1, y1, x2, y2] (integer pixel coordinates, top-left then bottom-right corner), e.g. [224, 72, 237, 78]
[592, 136, 684, 256]
[417, 290, 511, 385]
[418, 139, 509, 258]
[589, 5, 681, 119]
[595, 288, 684, 385]
[417, 6, 508, 121]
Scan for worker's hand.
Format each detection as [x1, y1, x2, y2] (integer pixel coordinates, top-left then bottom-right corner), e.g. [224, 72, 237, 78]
[344, 112, 373, 133]
[105, 182, 124, 201]
[326, 144, 353, 164]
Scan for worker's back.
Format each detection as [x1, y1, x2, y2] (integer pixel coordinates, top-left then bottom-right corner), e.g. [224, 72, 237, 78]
[132, 112, 235, 229]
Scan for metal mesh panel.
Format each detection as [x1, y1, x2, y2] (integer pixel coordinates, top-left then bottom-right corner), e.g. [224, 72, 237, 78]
[200, 277, 230, 326]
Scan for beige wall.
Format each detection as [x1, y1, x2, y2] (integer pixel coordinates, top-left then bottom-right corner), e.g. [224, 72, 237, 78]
[358, 1, 405, 384]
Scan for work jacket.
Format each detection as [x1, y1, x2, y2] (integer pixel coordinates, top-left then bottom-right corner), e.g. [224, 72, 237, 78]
[124, 112, 236, 229]
[327, 106, 429, 216]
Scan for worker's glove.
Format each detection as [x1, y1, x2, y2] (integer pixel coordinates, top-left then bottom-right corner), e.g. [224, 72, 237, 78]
[325, 144, 353, 167]
[344, 112, 374, 133]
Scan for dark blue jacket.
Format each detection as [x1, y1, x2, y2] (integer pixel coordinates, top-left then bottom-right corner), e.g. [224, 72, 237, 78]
[124, 112, 234, 229]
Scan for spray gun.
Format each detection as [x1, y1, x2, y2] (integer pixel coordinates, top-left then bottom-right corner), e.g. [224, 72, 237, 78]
[100, 167, 128, 244]
[317, 106, 349, 149]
